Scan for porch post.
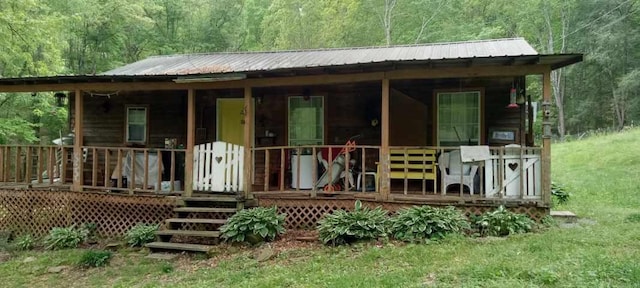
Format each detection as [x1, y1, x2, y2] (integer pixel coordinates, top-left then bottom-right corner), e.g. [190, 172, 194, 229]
[541, 69, 552, 206]
[72, 89, 83, 192]
[243, 86, 253, 199]
[379, 78, 391, 200]
[184, 89, 195, 197]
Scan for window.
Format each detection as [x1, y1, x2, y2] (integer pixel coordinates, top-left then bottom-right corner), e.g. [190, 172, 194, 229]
[437, 91, 481, 146]
[126, 106, 148, 144]
[288, 96, 324, 146]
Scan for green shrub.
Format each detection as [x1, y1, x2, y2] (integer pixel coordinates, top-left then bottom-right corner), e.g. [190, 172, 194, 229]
[551, 182, 570, 205]
[160, 262, 174, 273]
[317, 200, 389, 246]
[474, 206, 535, 237]
[125, 223, 159, 247]
[77, 250, 113, 268]
[624, 213, 640, 223]
[220, 207, 286, 244]
[390, 206, 470, 242]
[44, 226, 88, 250]
[13, 234, 36, 251]
[540, 215, 558, 228]
[80, 223, 98, 240]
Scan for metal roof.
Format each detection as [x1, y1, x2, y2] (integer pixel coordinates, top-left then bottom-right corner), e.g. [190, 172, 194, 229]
[0, 38, 583, 90]
[103, 38, 541, 76]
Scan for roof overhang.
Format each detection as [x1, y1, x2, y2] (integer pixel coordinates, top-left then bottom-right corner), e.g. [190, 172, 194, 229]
[0, 54, 582, 93]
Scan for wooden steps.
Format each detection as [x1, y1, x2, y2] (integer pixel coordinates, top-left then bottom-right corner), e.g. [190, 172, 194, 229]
[165, 218, 227, 225]
[156, 230, 221, 238]
[146, 194, 244, 254]
[146, 242, 214, 253]
[182, 196, 239, 202]
[550, 210, 577, 223]
[173, 207, 237, 213]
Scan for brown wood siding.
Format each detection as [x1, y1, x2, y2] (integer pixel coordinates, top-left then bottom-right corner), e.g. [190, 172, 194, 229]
[390, 88, 428, 146]
[69, 77, 527, 190]
[69, 90, 188, 148]
[393, 77, 522, 146]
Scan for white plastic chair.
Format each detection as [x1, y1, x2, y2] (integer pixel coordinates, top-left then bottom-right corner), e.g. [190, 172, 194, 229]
[438, 150, 478, 195]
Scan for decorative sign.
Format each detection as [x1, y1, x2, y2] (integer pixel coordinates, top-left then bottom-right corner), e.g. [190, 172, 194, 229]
[489, 127, 518, 144]
[460, 145, 491, 162]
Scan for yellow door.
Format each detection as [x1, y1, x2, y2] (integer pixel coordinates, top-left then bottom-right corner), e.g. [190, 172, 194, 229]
[217, 99, 245, 146]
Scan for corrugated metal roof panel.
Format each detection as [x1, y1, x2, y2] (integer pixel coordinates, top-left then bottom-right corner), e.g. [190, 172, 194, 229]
[101, 38, 539, 76]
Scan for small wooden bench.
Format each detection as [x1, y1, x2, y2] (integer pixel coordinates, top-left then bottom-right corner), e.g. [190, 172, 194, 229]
[377, 148, 437, 193]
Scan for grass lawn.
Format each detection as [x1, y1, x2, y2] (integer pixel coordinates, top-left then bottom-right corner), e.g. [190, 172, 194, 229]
[2, 129, 640, 287]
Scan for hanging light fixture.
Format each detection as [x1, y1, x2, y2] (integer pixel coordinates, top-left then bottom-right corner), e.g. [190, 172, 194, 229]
[54, 92, 67, 107]
[507, 87, 519, 108]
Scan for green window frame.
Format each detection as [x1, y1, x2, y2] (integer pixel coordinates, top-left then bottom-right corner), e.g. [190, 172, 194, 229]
[437, 91, 481, 146]
[288, 96, 324, 146]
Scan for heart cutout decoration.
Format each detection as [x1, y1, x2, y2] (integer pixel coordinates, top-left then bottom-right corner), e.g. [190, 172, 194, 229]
[508, 162, 518, 171]
[215, 156, 223, 163]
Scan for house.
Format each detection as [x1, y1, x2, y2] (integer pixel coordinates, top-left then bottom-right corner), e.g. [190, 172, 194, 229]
[0, 38, 582, 251]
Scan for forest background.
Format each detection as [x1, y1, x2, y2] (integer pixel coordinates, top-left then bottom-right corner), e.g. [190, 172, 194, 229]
[0, 0, 638, 144]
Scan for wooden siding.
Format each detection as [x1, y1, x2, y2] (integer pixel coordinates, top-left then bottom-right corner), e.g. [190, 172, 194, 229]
[69, 77, 525, 149]
[68, 77, 529, 190]
[390, 89, 428, 146]
[69, 90, 188, 148]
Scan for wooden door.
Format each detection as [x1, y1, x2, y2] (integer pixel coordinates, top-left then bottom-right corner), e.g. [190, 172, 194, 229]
[217, 99, 245, 146]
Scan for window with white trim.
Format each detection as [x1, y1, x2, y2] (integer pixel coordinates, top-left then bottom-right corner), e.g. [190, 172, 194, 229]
[126, 107, 148, 144]
[288, 96, 324, 146]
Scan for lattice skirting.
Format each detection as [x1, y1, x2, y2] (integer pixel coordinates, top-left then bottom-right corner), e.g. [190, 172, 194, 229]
[0, 189, 176, 237]
[257, 198, 549, 229]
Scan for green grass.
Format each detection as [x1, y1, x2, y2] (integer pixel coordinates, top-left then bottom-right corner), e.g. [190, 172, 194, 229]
[2, 128, 640, 287]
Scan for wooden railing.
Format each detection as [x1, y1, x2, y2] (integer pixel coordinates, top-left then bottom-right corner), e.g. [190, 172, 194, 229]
[2, 143, 543, 202]
[484, 146, 542, 200]
[81, 146, 186, 194]
[0, 145, 73, 185]
[403, 146, 543, 201]
[252, 145, 381, 196]
[252, 145, 544, 203]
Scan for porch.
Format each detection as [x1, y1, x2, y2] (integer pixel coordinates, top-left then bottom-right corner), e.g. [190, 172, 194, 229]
[0, 143, 544, 205]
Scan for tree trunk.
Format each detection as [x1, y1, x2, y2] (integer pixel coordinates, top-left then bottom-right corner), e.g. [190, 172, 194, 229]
[382, 0, 396, 45]
[552, 70, 565, 139]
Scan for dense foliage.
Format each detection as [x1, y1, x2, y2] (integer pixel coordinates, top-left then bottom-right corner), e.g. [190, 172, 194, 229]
[2, 0, 639, 142]
[125, 223, 159, 247]
[220, 207, 286, 244]
[77, 250, 113, 268]
[44, 226, 89, 250]
[13, 234, 35, 251]
[390, 206, 470, 242]
[551, 182, 571, 205]
[317, 200, 389, 246]
[473, 206, 535, 237]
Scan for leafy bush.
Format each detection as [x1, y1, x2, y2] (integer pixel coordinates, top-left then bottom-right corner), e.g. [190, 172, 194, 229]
[160, 262, 174, 273]
[125, 223, 159, 247]
[44, 226, 88, 250]
[317, 200, 389, 246]
[551, 182, 570, 205]
[474, 206, 535, 237]
[77, 250, 113, 268]
[80, 223, 98, 240]
[539, 215, 558, 228]
[13, 234, 36, 251]
[390, 206, 470, 242]
[624, 213, 640, 223]
[220, 207, 286, 244]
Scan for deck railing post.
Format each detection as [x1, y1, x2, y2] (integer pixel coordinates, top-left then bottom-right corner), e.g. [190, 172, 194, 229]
[72, 89, 84, 192]
[542, 69, 552, 206]
[379, 78, 391, 200]
[184, 88, 196, 197]
[243, 86, 254, 199]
